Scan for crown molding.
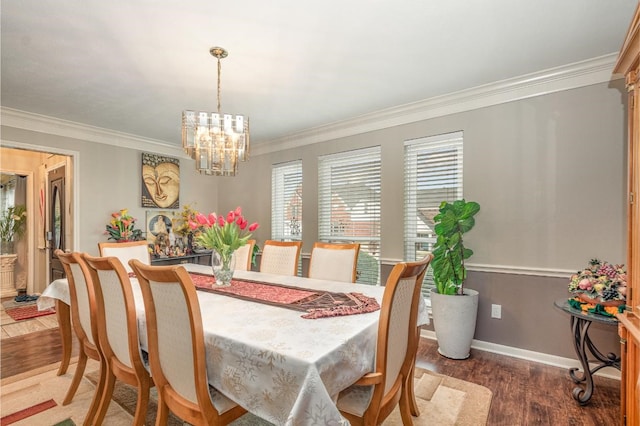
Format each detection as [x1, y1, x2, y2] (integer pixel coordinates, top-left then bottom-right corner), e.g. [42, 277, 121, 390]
[253, 53, 621, 155]
[0, 107, 188, 158]
[1, 54, 621, 157]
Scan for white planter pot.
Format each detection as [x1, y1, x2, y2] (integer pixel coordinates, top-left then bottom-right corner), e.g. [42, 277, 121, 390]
[430, 288, 479, 359]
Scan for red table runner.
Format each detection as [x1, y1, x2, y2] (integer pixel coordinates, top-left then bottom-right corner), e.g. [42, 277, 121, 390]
[189, 273, 380, 319]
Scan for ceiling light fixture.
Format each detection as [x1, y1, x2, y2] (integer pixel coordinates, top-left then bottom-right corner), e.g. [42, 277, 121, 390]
[182, 47, 249, 176]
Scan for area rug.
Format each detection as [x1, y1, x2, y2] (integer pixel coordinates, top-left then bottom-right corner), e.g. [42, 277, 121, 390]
[2, 300, 55, 321]
[1, 360, 492, 425]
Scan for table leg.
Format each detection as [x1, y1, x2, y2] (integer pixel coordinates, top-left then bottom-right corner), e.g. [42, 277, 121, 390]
[568, 316, 621, 405]
[55, 299, 72, 375]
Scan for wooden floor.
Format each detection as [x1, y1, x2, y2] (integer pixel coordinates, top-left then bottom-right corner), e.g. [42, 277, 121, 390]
[1, 324, 619, 425]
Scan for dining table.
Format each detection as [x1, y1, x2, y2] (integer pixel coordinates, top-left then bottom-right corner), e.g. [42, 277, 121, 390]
[38, 263, 429, 425]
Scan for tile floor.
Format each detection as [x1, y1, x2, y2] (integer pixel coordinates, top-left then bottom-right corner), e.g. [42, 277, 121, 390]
[0, 297, 59, 339]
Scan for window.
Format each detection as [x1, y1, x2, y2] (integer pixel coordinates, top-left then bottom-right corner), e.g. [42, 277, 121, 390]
[271, 160, 302, 241]
[318, 147, 381, 285]
[404, 131, 463, 297]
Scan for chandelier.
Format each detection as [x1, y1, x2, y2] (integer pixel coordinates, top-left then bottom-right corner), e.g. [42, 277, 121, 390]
[182, 47, 250, 176]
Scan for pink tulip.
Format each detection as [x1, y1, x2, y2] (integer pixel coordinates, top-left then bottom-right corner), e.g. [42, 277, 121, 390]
[208, 213, 217, 225]
[236, 216, 244, 226]
[218, 215, 225, 227]
[188, 220, 198, 230]
[227, 212, 235, 223]
[195, 213, 208, 225]
[249, 222, 259, 232]
[239, 218, 247, 230]
[235, 206, 242, 216]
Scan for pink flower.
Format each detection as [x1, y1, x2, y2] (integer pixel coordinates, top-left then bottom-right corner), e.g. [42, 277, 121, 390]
[218, 215, 225, 227]
[195, 213, 209, 225]
[578, 278, 592, 290]
[188, 220, 199, 230]
[248, 222, 259, 232]
[234, 206, 242, 216]
[238, 218, 248, 230]
[227, 211, 235, 223]
[208, 213, 217, 226]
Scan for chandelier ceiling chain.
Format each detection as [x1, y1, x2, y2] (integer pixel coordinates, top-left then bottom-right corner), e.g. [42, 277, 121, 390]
[181, 46, 249, 177]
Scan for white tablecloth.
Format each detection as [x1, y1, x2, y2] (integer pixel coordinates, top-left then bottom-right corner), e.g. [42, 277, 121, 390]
[37, 265, 429, 426]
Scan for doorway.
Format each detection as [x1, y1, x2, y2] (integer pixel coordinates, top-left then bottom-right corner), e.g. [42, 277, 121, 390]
[0, 146, 75, 294]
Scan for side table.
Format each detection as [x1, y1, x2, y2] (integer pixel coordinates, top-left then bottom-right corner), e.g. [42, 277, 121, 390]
[554, 298, 620, 405]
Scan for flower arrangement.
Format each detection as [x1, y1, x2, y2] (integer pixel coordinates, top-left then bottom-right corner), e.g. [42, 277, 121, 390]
[104, 208, 144, 241]
[193, 207, 259, 269]
[568, 259, 627, 315]
[172, 203, 200, 237]
[0, 205, 27, 252]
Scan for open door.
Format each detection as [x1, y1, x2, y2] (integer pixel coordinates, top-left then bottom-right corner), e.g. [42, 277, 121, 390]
[47, 166, 65, 280]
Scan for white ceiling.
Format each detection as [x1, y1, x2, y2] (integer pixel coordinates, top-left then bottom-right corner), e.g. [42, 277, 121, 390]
[1, 0, 637, 150]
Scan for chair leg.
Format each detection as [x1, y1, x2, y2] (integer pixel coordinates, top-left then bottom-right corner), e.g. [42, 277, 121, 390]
[132, 378, 151, 426]
[155, 394, 169, 426]
[408, 327, 420, 416]
[399, 378, 415, 426]
[62, 350, 88, 405]
[88, 365, 114, 426]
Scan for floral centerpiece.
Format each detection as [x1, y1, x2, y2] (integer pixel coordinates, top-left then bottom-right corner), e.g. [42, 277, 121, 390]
[172, 203, 201, 253]
[193, 207, 258, 286]
[0, 205, 27, 254]
[568, 259, 627, 316]
[104, 209, 144, 242]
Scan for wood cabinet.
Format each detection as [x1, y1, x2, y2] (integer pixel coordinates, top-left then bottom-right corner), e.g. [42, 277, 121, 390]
[150, 251, 212, 266]
[615, 3, 640, 425]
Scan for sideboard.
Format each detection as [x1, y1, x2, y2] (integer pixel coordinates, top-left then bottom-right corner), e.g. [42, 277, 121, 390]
[150, 251, 212, 266]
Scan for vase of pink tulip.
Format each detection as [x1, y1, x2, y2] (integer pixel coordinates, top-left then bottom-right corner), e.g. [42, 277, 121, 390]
[192, 207, 259, 287]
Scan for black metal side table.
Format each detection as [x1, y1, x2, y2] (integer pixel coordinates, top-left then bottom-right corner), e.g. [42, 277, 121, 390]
[554, 298, 620, 405]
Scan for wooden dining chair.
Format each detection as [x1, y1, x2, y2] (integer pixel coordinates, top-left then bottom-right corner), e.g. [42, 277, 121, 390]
[54, 249, 105, 425]
[308, 242, 360, 283]
[129, 259, 248, 425]
[259, 240, 302, 276]
[83, 254, 153, 426]
[336, 254, 433, 426]
[232, 239, 256, 271]
[98, 240, 150, 274]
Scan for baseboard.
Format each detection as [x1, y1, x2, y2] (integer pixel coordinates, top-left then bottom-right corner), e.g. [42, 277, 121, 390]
[420, 330, 621, 381]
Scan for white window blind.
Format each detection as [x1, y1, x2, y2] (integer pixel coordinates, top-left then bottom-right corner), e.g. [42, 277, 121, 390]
[404, 131, 463, 297]
[318, 147, 381, 285]
[271, 160, 303, 241]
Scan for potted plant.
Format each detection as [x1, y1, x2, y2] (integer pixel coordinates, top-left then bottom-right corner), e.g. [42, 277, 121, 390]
[430, 199, 480, 359]
[0, 204, 27, 254]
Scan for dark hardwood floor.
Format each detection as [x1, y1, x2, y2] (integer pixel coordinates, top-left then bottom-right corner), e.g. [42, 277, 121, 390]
[1, 327, 619, 425]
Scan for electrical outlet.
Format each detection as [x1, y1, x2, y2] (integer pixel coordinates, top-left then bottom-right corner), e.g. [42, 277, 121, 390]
[491, 304, 502, 319]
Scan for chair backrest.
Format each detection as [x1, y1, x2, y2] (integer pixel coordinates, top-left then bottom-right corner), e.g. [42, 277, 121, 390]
[98, 241, 150, 273]
[54, 249, 99, 349]
[232, 239, 256, 271]
[308, 242, 360, 283]
[129, 259, 229, 423]
[259, 240, 302, 276]
[371, 254, 433, 418]
[83, 254, 147, 375]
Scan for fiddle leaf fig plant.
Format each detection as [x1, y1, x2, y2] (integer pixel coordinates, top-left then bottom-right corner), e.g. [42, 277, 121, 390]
[431, 199, 480, 295]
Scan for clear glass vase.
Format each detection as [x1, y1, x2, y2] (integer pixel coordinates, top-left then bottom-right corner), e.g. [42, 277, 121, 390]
[211, 248, 235, 287]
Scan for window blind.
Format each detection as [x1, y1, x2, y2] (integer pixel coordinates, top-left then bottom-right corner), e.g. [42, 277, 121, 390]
[271, 160, 303, 241]
[318, 147, 381, 285]
[404, 131, 463, 297]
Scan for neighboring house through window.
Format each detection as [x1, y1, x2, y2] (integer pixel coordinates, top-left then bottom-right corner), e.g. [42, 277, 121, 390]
[271, 160, 303, 241]
[404, 131, 463, 298]
[318, 147, 381, 285]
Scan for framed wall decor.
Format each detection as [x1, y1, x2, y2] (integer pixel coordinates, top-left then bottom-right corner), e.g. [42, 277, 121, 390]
[141, 152, 180, 209]
[146, 210, 187, 257]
